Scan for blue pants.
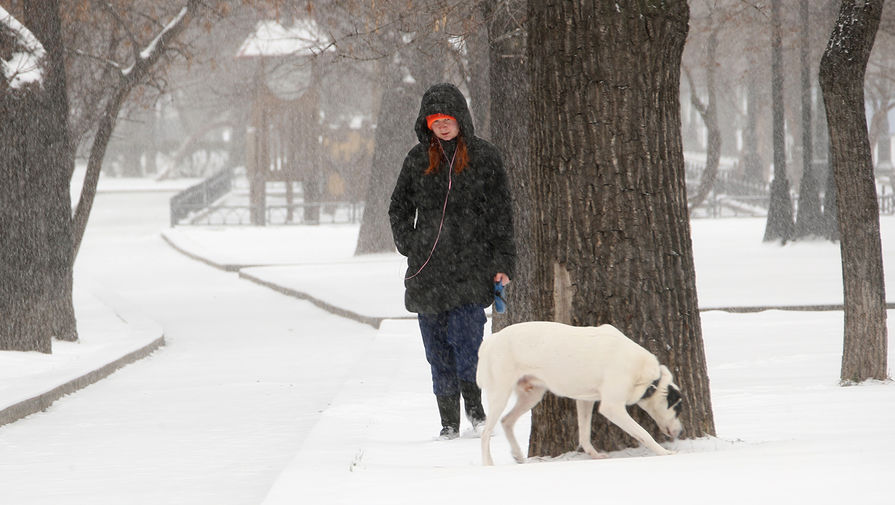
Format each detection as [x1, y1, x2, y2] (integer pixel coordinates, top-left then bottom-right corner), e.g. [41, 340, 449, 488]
[417, 304, 487, 396]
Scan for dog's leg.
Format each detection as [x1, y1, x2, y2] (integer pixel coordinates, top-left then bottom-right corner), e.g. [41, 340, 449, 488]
[501, 381, 547, 463]
[598, 401, 673, 456]
[575, 400, 608, 459]
[480, 385, 513, 466]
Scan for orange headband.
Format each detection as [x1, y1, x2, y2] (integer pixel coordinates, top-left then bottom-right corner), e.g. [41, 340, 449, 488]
[426, 113, 456, 130]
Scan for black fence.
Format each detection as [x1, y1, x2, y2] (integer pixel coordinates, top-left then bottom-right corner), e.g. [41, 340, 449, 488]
[687, 160, 895, 218]
[178, 201, 365, 226]
[170, 168, 364, 226]
[170, 168, 233, 226]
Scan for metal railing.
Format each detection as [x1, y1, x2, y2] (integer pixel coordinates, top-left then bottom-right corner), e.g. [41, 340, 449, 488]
[177, 201, 365, 226]
[879, 193, 895, 215]
[170, 167, 233, 226]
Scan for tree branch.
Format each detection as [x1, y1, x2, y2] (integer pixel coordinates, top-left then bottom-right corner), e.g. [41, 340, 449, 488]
[72, 0, 202, 257]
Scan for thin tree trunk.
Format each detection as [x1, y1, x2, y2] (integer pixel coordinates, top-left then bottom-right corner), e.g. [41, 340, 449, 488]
[764, 0, 794, 243]
[741, 71, 763, 182]
[819, 0, 888, 383]
[527, 0, 714, 457]
[683, 26, 721, 213]
[794, 0, 824, 239]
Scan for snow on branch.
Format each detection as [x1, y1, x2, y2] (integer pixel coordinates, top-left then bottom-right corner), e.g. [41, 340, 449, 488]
[122, 5, 191, 77]
[0, 6, 46, 89]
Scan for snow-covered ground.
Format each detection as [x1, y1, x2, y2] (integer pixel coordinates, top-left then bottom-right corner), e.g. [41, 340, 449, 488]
[1, 181, 894, 504]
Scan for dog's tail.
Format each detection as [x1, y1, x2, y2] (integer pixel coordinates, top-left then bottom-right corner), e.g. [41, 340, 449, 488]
[476, 335, 494, 391]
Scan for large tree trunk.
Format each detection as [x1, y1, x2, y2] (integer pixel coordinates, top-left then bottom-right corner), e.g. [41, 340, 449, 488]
[764, 0, 794, 243]
[0, 85, 54, 353]
[482, 0, 532, 333]
[1, 8, 55, 352]
[465, 16, 491, 141]
[26, 0, 78, 342]
[354, 36, 444, 255]
[0, 1, 75, 351]
[353, 63, 415, 255]
[819, 0, 887, 383]
[526, 0, 714, 458]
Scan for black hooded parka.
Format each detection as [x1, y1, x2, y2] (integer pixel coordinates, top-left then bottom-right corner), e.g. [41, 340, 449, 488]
[389, 83, 516, 314]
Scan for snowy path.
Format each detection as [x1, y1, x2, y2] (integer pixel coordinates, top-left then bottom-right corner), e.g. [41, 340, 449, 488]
[0, 193, 376, 505]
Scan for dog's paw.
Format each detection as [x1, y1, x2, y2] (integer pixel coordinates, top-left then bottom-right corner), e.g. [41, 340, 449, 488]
[585, 449, 609, 460]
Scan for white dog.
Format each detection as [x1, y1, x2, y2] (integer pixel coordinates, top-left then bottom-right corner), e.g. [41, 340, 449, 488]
[476, 321, 683, 465]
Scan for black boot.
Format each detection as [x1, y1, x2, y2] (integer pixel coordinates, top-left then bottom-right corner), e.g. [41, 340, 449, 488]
[435, 394, 461, 440]
[460, 380, 486, 430]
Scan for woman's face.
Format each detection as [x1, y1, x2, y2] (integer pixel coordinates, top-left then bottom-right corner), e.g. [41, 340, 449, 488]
[431, 117, 459, 141]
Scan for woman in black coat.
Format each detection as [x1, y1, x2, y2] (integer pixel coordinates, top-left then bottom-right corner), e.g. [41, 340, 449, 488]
[389, 83, 516, 439]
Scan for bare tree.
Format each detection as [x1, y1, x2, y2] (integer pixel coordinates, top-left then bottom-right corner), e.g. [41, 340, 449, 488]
[794, 0, 825, 239]
[819, 0, 888, 383]
[683, 18, 721, 212]
[525, 0, 715, 458]
[764, 0, 794, 242]
[72, 0, 204, 255]
[347, 1, 467, 255]
[1, 0, 207, 352]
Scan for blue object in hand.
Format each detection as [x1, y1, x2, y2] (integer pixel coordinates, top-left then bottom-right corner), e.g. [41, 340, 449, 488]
[493, 282, 507, 314]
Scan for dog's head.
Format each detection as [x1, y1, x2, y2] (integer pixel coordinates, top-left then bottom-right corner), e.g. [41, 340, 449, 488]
[638, 365, 684, 439]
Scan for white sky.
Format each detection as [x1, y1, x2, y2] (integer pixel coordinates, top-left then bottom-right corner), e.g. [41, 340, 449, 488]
[236, 18, 332, 58]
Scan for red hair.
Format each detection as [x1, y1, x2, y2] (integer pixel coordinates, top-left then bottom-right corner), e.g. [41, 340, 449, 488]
[426, 135, 468, 175]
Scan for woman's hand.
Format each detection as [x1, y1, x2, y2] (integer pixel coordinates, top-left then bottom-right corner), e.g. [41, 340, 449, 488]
[494, 272, 510, 286]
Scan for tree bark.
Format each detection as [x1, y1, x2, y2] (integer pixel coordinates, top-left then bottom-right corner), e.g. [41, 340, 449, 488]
[482, 0, 532, 333]
[819, 0, 888, 383]
[526, 0, 714, 457]
[25, 0, 78, 342]
[0, 2, 76, 351]
[465, 16, 491, 140]
[1, 8, 55, 352]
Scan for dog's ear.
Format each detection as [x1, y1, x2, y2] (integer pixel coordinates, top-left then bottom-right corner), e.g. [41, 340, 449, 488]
[659, 364, 673, 380]
[666, 384, 683, 414]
